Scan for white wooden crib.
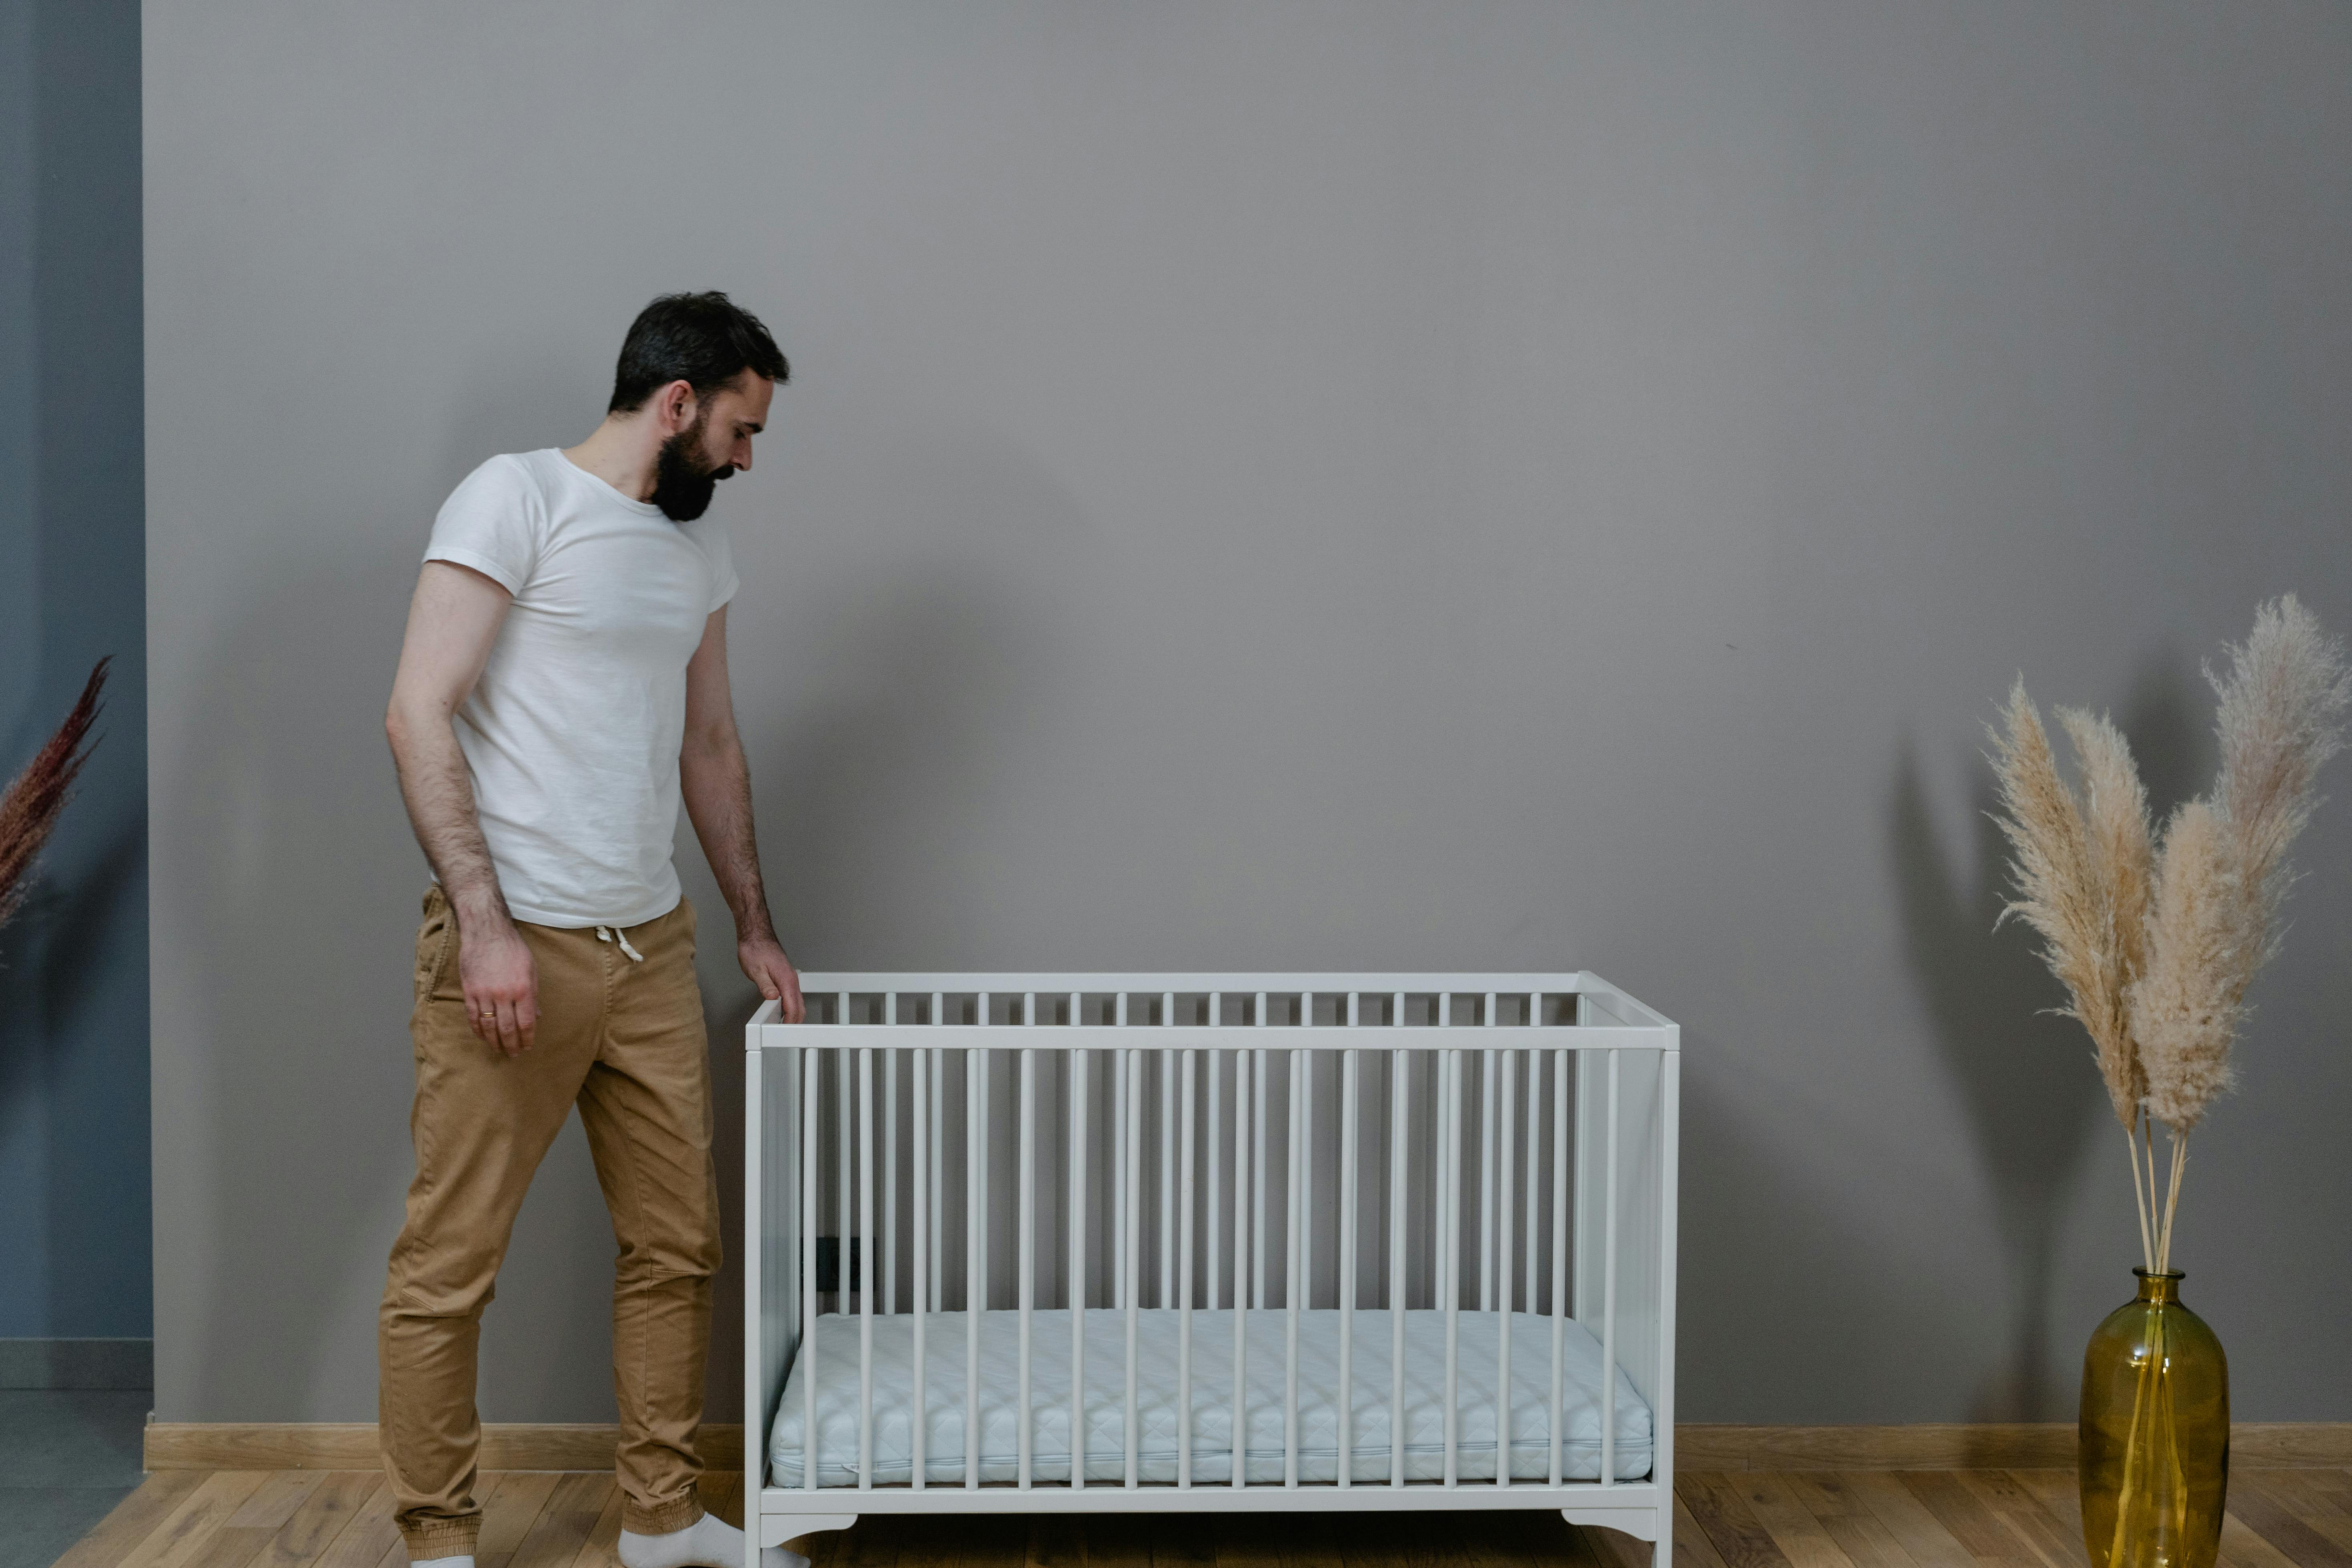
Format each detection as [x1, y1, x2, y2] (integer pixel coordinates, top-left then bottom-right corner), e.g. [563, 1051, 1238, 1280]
[743, 974, 1679, 1566]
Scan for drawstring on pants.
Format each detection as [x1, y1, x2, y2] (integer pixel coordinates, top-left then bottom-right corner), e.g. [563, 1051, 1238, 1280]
[596, 925, 645, 962]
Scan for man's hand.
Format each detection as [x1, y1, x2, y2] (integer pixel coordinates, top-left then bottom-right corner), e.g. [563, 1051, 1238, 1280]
[460, 920, 539, 1056]
[740, 934, 804, 1023]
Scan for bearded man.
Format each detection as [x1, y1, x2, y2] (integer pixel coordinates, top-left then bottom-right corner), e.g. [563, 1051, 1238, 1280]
[382, 292, 806, 1568]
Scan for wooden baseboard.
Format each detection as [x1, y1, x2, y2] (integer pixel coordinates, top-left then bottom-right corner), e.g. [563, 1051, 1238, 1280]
[144, 1422, 744, 1472]
[1675, 1423, 2352, 1470]
[144, 1420, 2347, 1474]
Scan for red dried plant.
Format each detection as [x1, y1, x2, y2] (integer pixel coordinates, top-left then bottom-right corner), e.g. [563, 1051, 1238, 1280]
[0, 658, 110, 932]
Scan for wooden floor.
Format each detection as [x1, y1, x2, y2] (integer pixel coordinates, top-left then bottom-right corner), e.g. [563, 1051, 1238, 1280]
[48, 1468, 2352, 1568]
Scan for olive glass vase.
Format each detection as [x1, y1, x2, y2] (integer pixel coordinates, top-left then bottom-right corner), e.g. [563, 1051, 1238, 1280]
[2079, 1268, 2228, 1568]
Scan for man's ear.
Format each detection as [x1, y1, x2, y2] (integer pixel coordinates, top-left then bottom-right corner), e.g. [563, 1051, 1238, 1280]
[657, 378, 698, 433]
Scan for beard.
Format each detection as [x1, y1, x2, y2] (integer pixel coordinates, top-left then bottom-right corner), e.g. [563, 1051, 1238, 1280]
[649, 411, 734, 522]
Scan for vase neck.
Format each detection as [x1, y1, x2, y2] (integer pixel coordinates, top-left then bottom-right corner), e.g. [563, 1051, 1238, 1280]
[2135, 1268, 2184, 1304]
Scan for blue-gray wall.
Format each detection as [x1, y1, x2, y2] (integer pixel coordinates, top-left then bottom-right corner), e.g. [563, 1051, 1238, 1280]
[0, 0, 150, 1340]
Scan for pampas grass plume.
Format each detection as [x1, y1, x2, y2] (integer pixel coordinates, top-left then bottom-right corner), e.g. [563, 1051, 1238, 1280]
[1989, 680, 2142, 1126]
[2131, 801, 2243, 1133]
[2133, 595, 2350, 1135]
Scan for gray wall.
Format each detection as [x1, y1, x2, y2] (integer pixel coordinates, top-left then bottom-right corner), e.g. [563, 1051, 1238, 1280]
[146, 1, 2352, 1425]
[1, 0, 150, 1341]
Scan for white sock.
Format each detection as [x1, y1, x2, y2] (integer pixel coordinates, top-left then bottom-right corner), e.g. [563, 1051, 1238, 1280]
[618, 1512, 809, 1568]
[412, 1557, 474, 1568]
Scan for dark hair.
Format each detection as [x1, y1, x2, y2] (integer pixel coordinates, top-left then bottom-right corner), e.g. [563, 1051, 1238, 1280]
[607, 291, 789, 414]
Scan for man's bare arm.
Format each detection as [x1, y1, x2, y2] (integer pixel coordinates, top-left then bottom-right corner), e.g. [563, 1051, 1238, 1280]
[385, 561, 538, 1055]
[680, 606, 805, 1022]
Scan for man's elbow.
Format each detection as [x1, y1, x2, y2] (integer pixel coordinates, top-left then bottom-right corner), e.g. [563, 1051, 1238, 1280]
[681, 725, 739, 767]
[384, 691, 442, 757]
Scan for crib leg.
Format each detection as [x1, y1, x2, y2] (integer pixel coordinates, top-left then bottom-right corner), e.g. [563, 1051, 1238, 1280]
[760, 1514, 860, 1550]
[1559, 1509, 1667, 1568]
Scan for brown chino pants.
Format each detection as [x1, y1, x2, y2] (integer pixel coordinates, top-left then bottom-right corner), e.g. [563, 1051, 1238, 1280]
[380, 886, 723, 1558]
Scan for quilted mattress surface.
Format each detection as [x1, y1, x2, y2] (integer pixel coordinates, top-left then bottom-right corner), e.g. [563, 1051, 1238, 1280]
[768, 1306, 1651, 1487]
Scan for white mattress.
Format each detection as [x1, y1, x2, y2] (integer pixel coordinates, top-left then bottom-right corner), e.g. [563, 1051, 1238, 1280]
[769, 1307, 1651, 1487]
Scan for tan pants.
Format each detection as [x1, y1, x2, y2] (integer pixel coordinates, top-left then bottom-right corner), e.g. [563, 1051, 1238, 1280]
[380, 886, 723, 1558]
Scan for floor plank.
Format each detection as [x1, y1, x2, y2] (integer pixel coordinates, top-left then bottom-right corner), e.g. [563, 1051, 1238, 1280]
[252, 1473, 383, 1568]
[506, 1474, 614, 1568]
[563, 1486, 625, 1568]
[48, 1473, 210, 1568]
[1495, 1509, 1603, 1568]
[2219, 1511, 2305, 1568]
[1669, 1494, 1736, 1568]
[306, 1479, 404, 1568]
[1843, 1473, 1979, 1568]
[118, 1474, 275, 1568]
[2235, 1472, 2352, 1568]
[1894, 1472, 2038, 1568]
[1577, 1525, 1651, 1568]
[2257, 1472, 2352, 1554]
[838, 1512, 904, 1568]
[699, 1472, 744, 1532]
[60, 1468, 2352, 1568]
[1681, 1472, 1798, 1568]
[1736, 1474, 1857, 1568]
[1949, 1471, 2078, 1568]
[1021, 1514, 1084, 1568]
[477, 1472, 566, 1568]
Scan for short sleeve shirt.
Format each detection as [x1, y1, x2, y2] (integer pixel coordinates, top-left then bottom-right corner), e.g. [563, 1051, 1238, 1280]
[424, 448, 737, 927]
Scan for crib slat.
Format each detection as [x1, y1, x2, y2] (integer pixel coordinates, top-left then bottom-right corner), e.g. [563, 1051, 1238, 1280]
[1338, 1028, 1358, 1490]
[1524, 1011, 1543, 1315]
[1480, 993, 1497, 1315]
[966, 1036, 984, 1491]
[803, 1045, 820, 1493]
[1018, 1027, 1035, 1490]
[1177, 1046, 1196, 1488]
[1123, 1047, 1141, 1489]
[1072, 1025, 1087, 1495]
[858, 1046, 875, 1490]
[1069, 1024, 1087, 1491]
[1299, 999, 1313, 1316]
[1601, 1046, 1620, 1488]
[1549, 1045, 1567, 1488]
[1230, 1047, 1251, 1490]
[912, 1035, 929, 1491]
[1208, 996, 1222, 1314]
[885, 1000, 898, 1318]
[1389, 995, 1408, 1488]
[1113, 997, 1127, 1312]
[837, 999, 850, 1312]
[1253, 997, 1269, 1310]
[1494, 1045, 1514, 1490]
[1430, 1043, 1449, 1486]
[1161, 1000, 1175, 1309]
[1283, 1045, 1302, 1489]
[930, 997, 944, 1315]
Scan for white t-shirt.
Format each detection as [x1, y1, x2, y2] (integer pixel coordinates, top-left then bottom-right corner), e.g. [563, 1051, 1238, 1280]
[424, 448, 738, 928]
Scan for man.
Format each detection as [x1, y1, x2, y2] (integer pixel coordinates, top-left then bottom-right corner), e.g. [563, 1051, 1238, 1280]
[382, 292, 807, 1568]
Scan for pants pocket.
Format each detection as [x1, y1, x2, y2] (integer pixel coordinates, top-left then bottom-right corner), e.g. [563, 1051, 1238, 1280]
[414, 892, 456, 1003]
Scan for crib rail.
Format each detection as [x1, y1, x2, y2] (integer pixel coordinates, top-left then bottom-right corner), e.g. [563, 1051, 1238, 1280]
[745, 973, 1677, 1552]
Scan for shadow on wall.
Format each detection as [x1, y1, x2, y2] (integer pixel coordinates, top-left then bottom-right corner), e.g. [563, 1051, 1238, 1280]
[1885, 656, 2209, 1420]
